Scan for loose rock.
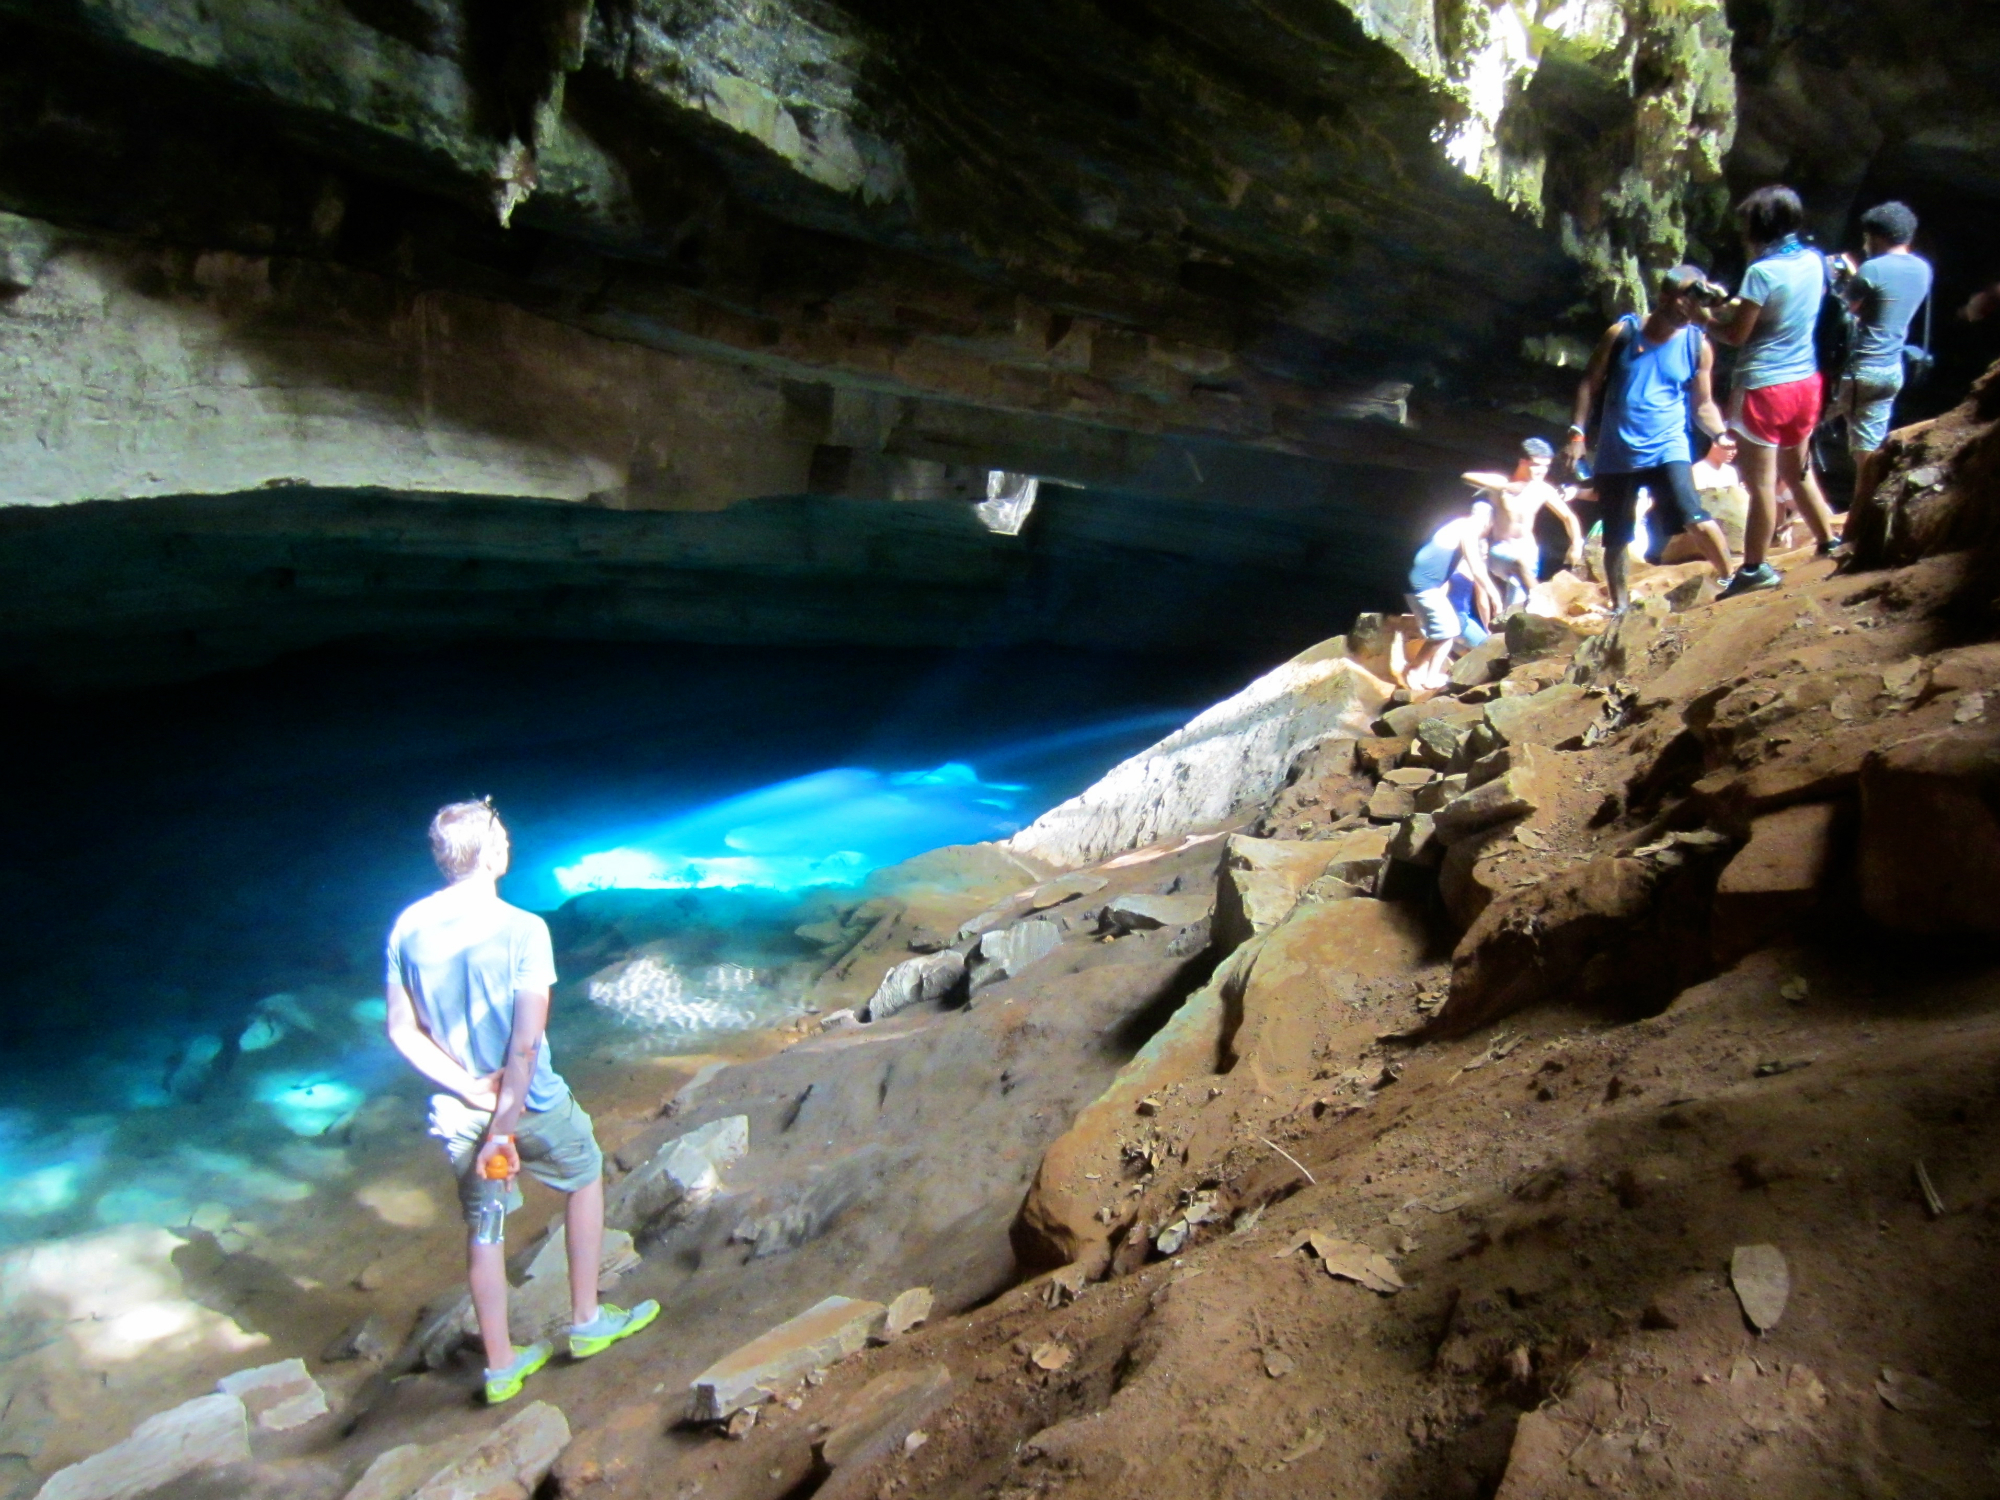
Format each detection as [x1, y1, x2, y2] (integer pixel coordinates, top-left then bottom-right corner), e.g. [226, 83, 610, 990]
[216, 1358, 328, 1433]
[36, 1395, 249, 1500]
[1731, 1244, 1791, 1331]
[689, 1295, 888, 1422]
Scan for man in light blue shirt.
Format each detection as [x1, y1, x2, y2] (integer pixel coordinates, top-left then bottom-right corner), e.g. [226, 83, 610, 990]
[1833, 200, 1933, 456]
[386, 798, 658, 1402]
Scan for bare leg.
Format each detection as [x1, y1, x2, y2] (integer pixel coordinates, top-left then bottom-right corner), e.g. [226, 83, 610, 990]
[469, 1236, 514, 1370]
[1689, 519, 1733, 579]
[1738, 439, 1778, 570]
[1780, 442, 1837, 546]
[565, 1176, 605, 1327]
[1605, 544, 1630, 614]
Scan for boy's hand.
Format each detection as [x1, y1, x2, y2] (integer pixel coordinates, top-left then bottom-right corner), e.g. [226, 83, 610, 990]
[476, 1134, 520, 1182]
[462, 1072, 502, 1112]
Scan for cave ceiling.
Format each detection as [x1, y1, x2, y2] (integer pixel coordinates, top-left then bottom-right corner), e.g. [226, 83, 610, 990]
[1, 0, 1996, 684]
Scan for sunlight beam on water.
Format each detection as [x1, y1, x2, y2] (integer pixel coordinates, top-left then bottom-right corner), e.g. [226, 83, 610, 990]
[543, 761, 1031, 901]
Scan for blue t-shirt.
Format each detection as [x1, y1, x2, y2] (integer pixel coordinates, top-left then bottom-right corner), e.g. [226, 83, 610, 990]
[386, 882, 566, 1111]
[1848, 252, 1933, 374]
[1409, 510, 1484, 592]
[1734, 238, 1825, 390]
[1597, 315, 1701, 474]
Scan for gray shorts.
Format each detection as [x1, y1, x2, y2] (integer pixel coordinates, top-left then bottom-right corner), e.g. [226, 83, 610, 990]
[1836, 366, 1903, 452]
[430, 1090, 605, 1225]
[1406, 587, 1459, 642]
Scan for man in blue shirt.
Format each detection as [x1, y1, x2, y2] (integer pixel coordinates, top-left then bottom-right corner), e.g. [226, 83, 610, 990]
[1402, 502, 1499, 693]
[1707, 185, 1841, 596]
[1563, 266, 1735, 613]
[1833, 201, 1933, 457]
[386, 799, 658, 1403]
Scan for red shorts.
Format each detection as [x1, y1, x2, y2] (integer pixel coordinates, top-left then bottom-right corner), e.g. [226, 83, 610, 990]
[1729, 373, 1823, 448]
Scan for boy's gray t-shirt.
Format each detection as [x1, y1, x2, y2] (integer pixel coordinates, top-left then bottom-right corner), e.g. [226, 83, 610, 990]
[1849, 253, 1933, 374]
[1734, 243, 1825, 391]
[386, 882, 566, 1111]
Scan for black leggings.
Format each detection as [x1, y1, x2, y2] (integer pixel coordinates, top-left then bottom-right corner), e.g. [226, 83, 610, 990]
[1595, 462, 1710, 564]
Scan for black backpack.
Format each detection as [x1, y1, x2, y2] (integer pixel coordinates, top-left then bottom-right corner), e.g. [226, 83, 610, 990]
[1811, 250, 1854, 379]
[1903, 290, 1935, 392]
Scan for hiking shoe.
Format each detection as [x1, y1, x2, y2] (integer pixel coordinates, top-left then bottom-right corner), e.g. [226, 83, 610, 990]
[568, 1301, 660, 1360]
[1718, 562, 1783, 600]
[484, 1341, 552, 1405]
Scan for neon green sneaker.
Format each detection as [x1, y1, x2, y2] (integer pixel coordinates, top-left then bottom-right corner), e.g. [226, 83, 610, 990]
[484, 1341, 552, 1405]
[568, 1301, 660, 1360]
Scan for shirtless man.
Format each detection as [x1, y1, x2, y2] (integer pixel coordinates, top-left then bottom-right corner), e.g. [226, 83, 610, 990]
[1459, 437, 1584, 612]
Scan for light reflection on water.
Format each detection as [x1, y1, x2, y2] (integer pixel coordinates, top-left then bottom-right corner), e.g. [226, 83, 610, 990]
[0, 708, 1200, 1249]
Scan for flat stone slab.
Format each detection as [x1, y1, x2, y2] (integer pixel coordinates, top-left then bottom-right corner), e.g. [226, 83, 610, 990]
[411, 1403, 570, 1500]
[217, 1357, 328, 1432]
[37, 1393, 249, 1500]
[689, 1295, 887, 1422]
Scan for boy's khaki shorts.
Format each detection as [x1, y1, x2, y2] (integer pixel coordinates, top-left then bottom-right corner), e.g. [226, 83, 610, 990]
[428, 1090, 605, 1226]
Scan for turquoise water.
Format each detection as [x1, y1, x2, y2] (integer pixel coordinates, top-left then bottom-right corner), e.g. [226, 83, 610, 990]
[0, 640, 1255, 1247]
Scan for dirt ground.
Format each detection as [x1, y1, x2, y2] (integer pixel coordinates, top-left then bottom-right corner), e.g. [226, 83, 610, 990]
[535, 540, 2000, 1499]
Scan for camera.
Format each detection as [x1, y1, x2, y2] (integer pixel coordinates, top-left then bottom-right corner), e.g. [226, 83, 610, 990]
[1683, 277, 1731, 308]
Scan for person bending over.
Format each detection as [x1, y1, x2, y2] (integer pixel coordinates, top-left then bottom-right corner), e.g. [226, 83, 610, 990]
[1832, 200, 1932, 461]
[385, 798, 658, 1404]
[1403, 502, 1500, 693]
[1459, 437, 1583, 611]
[1565, 265, 1735, 614]
[1705, 184, 1840, 596]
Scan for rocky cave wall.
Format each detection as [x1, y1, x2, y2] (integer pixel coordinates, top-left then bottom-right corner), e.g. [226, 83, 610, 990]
[2, 0, 1997, 682]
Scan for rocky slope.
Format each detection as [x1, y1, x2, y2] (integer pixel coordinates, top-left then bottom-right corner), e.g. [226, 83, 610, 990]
[20, 360, 2000, 1500]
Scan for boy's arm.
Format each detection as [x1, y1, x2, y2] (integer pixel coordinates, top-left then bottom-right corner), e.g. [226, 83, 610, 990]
[1566, 322, 1622, 462]
[1706, 291, 1762, 347]
[1457, 505, 1500, 606]
[1691, 338, 1727, 441]
[477, 986, 551, 1177]
[1460, 470, 1518, 493]
[385, 980, 499, 1107]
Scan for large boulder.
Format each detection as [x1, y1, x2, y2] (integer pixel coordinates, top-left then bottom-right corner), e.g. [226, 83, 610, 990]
[1859, 727, 2000, 934]
[1433, 834, 1737, 1037]
[1213, 828, 1391, 949]
[1014, 942, 1261, 1274]
[1712, 802, 1843, 960]
[1007, 643, 1390, 869]
[1222, 898, 1431, 1095]
[1848, 360, 2000, 570]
